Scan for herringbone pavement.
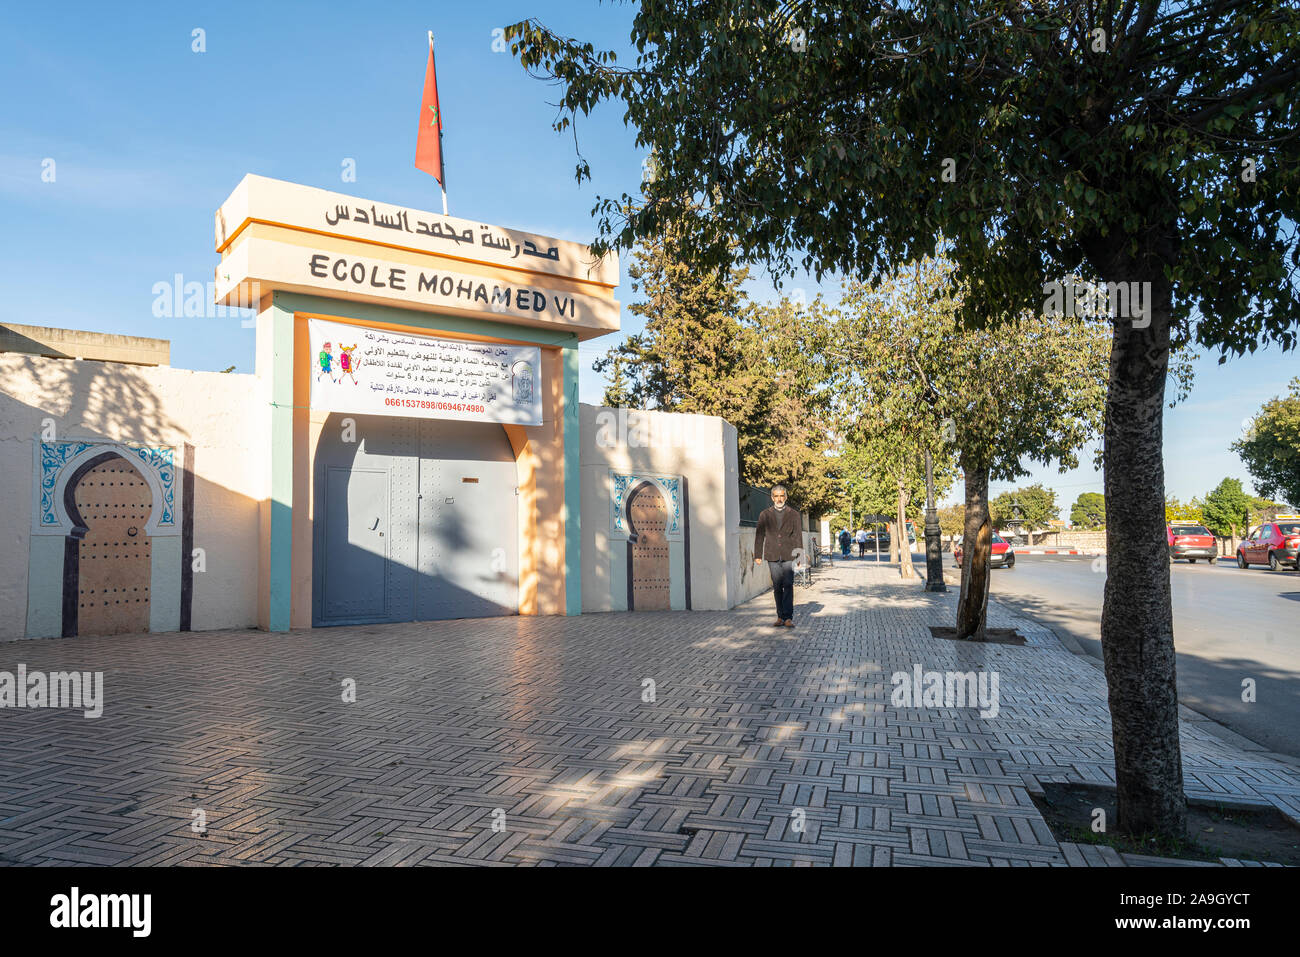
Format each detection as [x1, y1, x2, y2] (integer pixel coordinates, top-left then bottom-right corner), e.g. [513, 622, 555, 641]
[1, 559, 1295, 866]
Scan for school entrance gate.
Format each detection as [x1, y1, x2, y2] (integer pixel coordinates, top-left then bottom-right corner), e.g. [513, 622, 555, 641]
[313, 414, 518, 625]
[213, 175, 621, 630]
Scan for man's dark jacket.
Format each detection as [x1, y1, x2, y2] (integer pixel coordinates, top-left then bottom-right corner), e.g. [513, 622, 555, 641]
[753, 505, 803, 562]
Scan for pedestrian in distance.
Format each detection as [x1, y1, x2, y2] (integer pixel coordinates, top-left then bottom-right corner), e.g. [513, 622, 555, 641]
[838, 527, 851, 557]
[754, 485, 803, 628]
[856, 527, 868, 556]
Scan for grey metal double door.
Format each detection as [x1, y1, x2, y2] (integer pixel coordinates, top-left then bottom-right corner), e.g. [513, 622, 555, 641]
[313, 414, 519, 626]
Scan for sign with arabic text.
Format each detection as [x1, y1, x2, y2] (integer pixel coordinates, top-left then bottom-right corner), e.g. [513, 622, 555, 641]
[324, 202, 565, 265]
[308, 318, 542, 426]
[215, 175, 619, 287]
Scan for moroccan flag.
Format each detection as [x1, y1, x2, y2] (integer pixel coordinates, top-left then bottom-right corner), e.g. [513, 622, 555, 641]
[414, 36, 445, 187]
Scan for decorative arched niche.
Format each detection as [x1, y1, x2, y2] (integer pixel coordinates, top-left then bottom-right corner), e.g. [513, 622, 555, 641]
[606, 470, 690, 612]
[26, 438, 183, 638]
[34, 441, 176, 538]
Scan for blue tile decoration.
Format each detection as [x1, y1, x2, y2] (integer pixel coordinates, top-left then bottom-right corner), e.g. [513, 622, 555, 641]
[610, 471, 681, 536]
[611, 473, 634, 534]
[39, 441, 93, 526]
[129, 446, 176, 525]
[41, 441, 175, 527]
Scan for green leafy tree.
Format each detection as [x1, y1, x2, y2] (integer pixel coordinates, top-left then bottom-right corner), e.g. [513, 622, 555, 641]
[1070, 492, 1107, 530]
[507, 0, 1300, 840]
[747, 298, 842, 515]
[827, 435, 952, 569]
[1248, 495, 1292, 527]
[1202, 478, 1251, 542]
[937, 504, 965, 548]
[1164, 495, 1204, 524]
[600, 352, 635, 408]
[991, 484, 1059, 532]
[865, 428, 952, 575]
[801, 254, 1107, 635]
[593, 222, 770, 450]
[594, 229, 836, 513]
[1233, 379, 1300, 508]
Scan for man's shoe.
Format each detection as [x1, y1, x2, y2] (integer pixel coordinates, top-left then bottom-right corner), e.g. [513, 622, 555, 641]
[784, 619, 795, 628]
[772, 619, 785, 627]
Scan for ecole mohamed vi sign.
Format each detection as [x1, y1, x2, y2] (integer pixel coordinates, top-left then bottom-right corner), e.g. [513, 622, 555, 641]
[310, 196, 585, 319]
[303, 251, 580, 320]
[213, 175, 620, 339]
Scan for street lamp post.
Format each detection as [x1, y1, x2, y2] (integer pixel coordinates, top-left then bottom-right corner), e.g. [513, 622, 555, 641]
[919, 385, 947, 592]
[923, 446, 946, 592]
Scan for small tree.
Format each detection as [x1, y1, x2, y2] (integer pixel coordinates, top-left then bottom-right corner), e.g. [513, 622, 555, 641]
[991, 484, 1059, 533]
[1165, 496, 1204, 524]
[1248, 495, 1291, 528]
[828, 427, 953, 571]
[1202, 478, 1252, 545]
[1070, 492, 1106, 530]
[937, 504, 965, 549]
[747, 298, 843, 515]
[600, 352, 635, 408]
[803, 254, 1108, 636]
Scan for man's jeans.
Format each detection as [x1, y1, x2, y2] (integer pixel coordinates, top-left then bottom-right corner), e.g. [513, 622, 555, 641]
[768, 560, 795, 621]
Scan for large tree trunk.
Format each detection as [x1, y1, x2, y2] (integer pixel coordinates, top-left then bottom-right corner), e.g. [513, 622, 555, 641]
[956, 465, 991, 640]
[1098, 258, 1187, 841]
[897, 476, 915, 579]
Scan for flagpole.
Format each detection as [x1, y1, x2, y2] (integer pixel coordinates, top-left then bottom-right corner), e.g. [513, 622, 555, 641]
[429, 30, 448, 216]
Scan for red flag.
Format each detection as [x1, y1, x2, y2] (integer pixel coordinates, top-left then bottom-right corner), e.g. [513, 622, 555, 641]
[414, 36, 445, 187]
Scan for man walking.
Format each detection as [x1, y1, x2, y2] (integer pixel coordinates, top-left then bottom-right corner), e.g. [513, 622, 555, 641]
[753, 484, 802, 628]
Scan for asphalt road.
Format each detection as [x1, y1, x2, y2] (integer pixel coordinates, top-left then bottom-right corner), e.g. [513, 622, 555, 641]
[942, 552, 1300, 758]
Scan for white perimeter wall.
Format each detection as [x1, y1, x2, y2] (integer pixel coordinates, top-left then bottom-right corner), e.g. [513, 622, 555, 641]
[0, 354, 263, 639]
[581, 404, 747, 612]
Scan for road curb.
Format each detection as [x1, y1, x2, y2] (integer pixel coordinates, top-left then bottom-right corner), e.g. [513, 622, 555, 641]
[1010, 548, 1105, 556]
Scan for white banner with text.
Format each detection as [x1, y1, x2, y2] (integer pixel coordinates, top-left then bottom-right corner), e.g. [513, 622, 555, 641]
[307, 318, 542, 426]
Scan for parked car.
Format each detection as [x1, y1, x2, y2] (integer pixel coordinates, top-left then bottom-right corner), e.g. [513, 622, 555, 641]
[954, 532, 1015, 569]
[1167, 523, 1218, 564]
[1236, 518, 1300, 570]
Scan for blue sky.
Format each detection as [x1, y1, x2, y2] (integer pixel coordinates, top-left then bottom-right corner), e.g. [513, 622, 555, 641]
[2, 1, 1293, 510]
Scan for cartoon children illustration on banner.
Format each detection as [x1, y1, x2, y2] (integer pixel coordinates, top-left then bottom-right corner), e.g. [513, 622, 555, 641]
[338, 344, 361, 384]
[316, 341, 362, 384]
[317, 341, 336, 382]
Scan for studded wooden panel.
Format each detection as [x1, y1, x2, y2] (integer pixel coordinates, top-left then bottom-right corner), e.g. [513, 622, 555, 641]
[73, 457, 152, 636]
[628, 483, 670, 611]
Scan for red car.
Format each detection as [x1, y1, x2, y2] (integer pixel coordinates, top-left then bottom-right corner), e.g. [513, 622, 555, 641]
[954, 532, 1015, 569]
[1166, 523, 1218, 564]
[1237, 518, 1300, 571]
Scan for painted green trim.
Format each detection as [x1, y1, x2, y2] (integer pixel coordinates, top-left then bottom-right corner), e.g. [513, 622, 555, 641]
[268, 294, 295, 632]
[272, 293, 582, 348]
[562, 341, 581, 615]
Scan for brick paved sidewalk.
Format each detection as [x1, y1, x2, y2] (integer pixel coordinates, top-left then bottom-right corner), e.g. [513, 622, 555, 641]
[0, 558, 1295, 866]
